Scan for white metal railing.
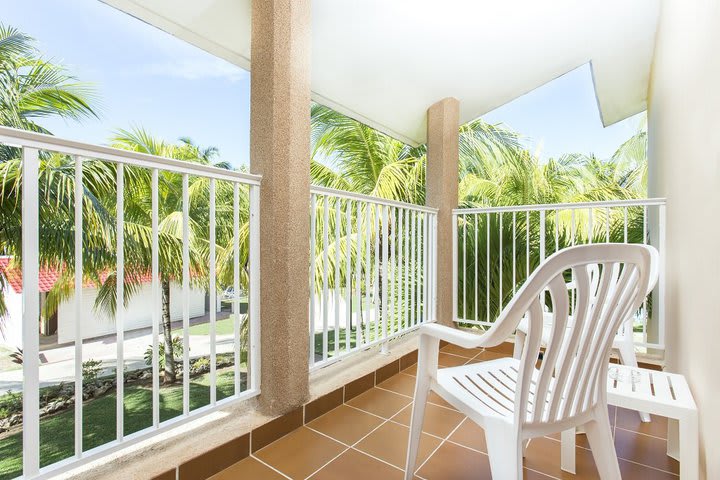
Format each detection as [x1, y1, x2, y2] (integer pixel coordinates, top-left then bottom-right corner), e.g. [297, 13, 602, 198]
[0, 126, 260, 479]
[309, 186, 437, 370]
[452, 198, 666, 352]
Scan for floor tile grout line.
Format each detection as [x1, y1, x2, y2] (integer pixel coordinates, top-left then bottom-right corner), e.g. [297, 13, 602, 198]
[411, 415, 469, 476]
[347, 446, 407, 473]
[302, 445, 351, 480]
[374, 384, 459, 412]
[617, 456, 680, 477]
[613, 425, 671, 441]
[249, 453, 294, 480]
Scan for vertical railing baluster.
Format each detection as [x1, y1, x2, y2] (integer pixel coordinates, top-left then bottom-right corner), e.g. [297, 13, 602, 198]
[624, 207, 629, 242]
[388, 207, 395, 336]
[345, 202, 352, 353]
[416, 211, 422, 325]
[642, 205, 648, 344]
[525, 211, 530, 279]
[182, 174, 190, 416]
[499, 213, 503, 312]
[539, 210, 546, 261]
[423, 213, 430, 322]
[249, 184, 261, 392]
[74, 156, 83, 455]
[475, 213, 479, 321]
[555, 210, 560, 251]
[410, 210, 417, 327]
[373, 205, 380, 340]
[381, 206, 389, 350]
[334, 200, 341, 356]
[309, 194, 317, 366]
[233, 183, 241, 394]
[364, 203, 371, 344]
[486, 212, 490, 324]
[397, 209, 403, 330]
[355, 201, 362, 348]
[404, 208, 410, 329]
[22, 147, 40, 477]
[209, 179, 217, 405]
[606, 206, 611, 242]
[512, 212, 517, 295]
[151, 169, 159, 427]
[322, 196, 329, 361]
[463, 214, 467, 320]
[116, 164, 125, 438]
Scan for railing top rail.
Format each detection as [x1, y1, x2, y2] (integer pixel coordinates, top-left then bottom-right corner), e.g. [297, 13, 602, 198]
[0, 125, 262, 185]
[453, 197, 667, 215]
[311, 184, 438, 214]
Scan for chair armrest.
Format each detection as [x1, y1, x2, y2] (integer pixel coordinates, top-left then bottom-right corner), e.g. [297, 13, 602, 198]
[420, 323, 505, 350]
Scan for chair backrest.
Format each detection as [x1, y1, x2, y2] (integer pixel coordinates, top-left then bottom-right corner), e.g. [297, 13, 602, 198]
[585, 245, 659, 339]
[485, 244, 651, 428]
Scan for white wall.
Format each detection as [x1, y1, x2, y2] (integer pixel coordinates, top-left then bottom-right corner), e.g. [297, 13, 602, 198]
[647, 1, 720, 477]
[57, 283, 208, 344]
[0, 289, 23, 348]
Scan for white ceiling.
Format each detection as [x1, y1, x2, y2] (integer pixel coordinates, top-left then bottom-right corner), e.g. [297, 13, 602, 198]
[102, 0, 660, 146]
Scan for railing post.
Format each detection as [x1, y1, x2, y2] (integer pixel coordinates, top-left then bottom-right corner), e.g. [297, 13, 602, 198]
[426, 97, 460, 326]
[22, 147, 40, 478]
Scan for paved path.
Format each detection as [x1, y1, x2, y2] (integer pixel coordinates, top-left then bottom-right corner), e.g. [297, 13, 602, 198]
[0, 315, 236, 395]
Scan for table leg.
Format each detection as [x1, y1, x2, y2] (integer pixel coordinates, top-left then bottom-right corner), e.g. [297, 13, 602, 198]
[679, 413, 699, 480]
[561, 428, 576, 474]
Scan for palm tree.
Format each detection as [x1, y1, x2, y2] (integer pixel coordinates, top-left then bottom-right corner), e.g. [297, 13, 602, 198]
[0, 24, 98, 137]
[98, 127, 247, 383]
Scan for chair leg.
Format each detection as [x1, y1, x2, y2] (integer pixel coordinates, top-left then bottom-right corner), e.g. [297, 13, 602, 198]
[616, 343, 651, 422]
[404, 376, 430, 480]
[484, 422, 523, 480]
[513, 331, 525, 359]
[584, 405, 621, 480]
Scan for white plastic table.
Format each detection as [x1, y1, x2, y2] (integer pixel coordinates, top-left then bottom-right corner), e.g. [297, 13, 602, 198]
[560, 364, 698, 479]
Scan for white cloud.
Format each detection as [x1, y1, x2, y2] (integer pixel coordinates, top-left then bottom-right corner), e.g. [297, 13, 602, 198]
[138, 56, 249, 82]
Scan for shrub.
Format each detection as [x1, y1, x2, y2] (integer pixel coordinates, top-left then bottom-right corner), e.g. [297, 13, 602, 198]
[82, 359, 103, 384]
[0, 390, 22, 420]
[144, 336, 184, 370]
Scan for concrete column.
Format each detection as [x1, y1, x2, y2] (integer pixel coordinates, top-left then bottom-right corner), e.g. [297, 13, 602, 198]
[647, 1, 720, 477]
[426, 98, 460, 326]
[250, 0, 311, 414]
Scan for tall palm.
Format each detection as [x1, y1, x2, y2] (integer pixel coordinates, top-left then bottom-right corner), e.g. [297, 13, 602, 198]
[0, 24, 98, 138]
[100, 128, 247, 383]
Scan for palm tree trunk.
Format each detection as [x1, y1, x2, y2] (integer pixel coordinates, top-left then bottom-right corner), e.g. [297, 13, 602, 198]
[161, 279, 176, 384]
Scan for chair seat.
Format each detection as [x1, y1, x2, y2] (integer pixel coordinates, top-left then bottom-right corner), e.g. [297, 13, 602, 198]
[436, 357, 539, 424]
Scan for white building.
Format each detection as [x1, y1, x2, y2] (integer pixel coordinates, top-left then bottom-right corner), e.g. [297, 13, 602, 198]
[0, 257, 208, 348]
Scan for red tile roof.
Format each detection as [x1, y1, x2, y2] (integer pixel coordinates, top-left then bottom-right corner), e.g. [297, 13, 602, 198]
[0, 257, 153, 294]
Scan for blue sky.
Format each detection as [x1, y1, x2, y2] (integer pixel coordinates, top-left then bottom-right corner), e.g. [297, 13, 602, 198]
[4, 1, 642, 167]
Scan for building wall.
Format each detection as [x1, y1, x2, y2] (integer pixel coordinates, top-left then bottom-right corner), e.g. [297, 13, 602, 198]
[647, 0, 720, 477]
[0, 289, 23, 348]
[57, 283, 207, 344]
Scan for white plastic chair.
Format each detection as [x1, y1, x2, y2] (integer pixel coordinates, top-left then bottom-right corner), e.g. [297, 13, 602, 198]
[405, 244, 652, 479]
[513, 245, 659, 423]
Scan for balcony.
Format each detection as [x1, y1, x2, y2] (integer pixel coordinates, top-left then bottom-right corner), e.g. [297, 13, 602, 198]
[1, 0, 719, 479]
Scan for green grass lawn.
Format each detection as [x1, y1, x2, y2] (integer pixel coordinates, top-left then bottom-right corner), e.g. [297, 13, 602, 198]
[0, 369, 244, 480]
[188, 316, 238, 336]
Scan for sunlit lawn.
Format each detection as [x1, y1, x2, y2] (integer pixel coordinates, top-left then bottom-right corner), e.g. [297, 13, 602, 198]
[0, 369, 243, 480]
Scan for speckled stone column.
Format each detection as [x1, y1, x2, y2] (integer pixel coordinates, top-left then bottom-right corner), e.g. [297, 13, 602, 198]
[250, 0, 311, 414]
[426, 98, 460, 327]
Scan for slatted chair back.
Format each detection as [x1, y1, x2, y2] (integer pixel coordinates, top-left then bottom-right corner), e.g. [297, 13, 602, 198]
[483, 244, 651, 429]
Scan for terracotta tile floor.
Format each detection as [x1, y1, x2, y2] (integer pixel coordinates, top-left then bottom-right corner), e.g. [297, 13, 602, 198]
[210, 346, 680, 479]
